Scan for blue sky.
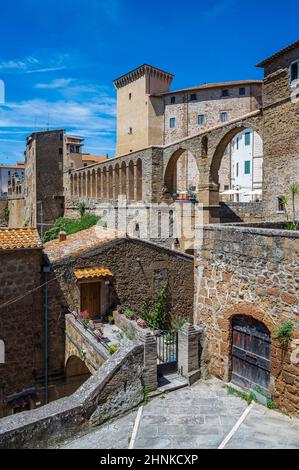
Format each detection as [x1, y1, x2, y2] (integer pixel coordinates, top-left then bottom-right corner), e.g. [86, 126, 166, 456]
[0, 0, 298, 164]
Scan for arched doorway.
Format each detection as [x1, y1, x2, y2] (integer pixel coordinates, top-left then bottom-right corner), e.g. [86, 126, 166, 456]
[136, 159, 142, 201]
[121, 162, 126, 196]
[231, 315, 270, 392]
[164, 148, 199, 200]
[108, 166, 113, 199]
[114, 164, 120, 199]
[91, 170, 96, 198]
[64, 356, 92, 396]
[128, 161, 134, 201]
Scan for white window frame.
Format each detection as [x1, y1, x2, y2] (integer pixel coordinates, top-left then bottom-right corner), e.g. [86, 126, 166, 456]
[169, 117, 176, 128]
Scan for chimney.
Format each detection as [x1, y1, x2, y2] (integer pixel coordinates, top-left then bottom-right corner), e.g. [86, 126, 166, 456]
[59, 231, 67, 242]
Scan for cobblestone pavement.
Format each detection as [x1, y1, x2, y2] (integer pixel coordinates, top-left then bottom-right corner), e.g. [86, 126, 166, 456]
[58, 378, 299, 449]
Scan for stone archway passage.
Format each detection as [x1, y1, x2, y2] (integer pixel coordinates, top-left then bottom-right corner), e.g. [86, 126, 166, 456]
[231, 315, 270, 392]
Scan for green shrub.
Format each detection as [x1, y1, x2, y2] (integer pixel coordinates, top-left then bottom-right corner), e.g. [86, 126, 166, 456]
[274, 320, 294, 347]
[139, 286, 170, 330]
[3, 207, 9, 223]
[43, 213, 100, 242]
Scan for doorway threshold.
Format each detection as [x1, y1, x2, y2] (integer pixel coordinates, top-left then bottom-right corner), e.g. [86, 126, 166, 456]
[150, 373, 189, 398]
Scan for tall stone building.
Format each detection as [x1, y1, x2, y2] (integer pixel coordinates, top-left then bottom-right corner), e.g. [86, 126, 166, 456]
[257, 40, 299, 219]
[25, 130, 65, 237]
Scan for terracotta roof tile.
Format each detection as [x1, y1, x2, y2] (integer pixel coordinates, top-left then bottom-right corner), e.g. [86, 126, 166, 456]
[0, 228, 42, 250]
[256, 40, 299, 67]
[74, 267, 112, 279]
[155, 80, 262, 96]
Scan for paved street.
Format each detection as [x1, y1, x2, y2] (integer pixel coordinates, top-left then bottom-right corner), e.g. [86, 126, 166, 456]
[58, 378, 299, 449]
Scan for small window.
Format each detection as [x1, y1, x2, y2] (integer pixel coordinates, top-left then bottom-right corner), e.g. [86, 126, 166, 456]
[220, 112, 228, 123]
[129, 127, 133, 134]
[190, 93, 197, 101]
[198, 114, 204, 126]
[170, 117, 176, 128]
[236, 162, 239, 177]
[221, 89, 229, 97]
[244, 160, 251, 174]
[129, 93, 132, 100]
[277, 196, 285, 212]
[59, 148, 63, 155]
[170, 96, 176, 104]
[239, 87, 246, 95]
[290, 62, 299, 83]
[224, 185, 229, 191]
[245, 132, 251, 146]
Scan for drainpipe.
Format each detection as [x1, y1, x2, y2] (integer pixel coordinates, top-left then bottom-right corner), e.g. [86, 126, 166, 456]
[43, 265, 51, 404]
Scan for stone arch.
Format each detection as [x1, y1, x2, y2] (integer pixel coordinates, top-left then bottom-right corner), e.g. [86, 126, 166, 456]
[78, 173, 82, 197]
[97, 168, 101, 198]
[114, 163, 120, 199]
[136, 158, 142, 201]
[128, 161, 135, 201]
[121, 161, 126, 196]
[0, 339, 4, 364]
[91, 169, 96, 198]
[102, 167, 107, 199]
[108, 165, 113, 199]
[65, 355, 91, 379]
[210, 124, 262, 186]
[164, 148, 199, 198]
[70, 174, 74, 196]
[87, 171, 91, 198]
[201, 136, 208, 158]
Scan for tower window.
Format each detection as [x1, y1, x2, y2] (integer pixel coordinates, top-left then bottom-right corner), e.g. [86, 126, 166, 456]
[221, 89, 229, 97]
[239, 87, 246, 95]
[129, 93, 132, 100]
[290, 61, 299, 84]
[220, 112, 228, 123]
[129, 127, 133, 134]
[198, 114, 204, 125]
[190, 93, 197, 101]
[170, 96, 176, 104]
[170, 117, 176, 128]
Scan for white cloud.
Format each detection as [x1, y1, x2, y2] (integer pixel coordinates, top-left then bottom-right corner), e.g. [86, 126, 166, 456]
[35, 78, 74, 89]
[203, 0, 237, 17]
[0, 53, 71, 74]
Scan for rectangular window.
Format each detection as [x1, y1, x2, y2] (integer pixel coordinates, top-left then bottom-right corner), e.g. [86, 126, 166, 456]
[221, 89, 229, 97]
[59, 148, 63, 155]
[236, 162, 239, 177]
[291, 62, 299, 82]
[239, 87, 246, 95]
[277, 196, 285, 212]
[129, 127, 133, 134]
[198, 114, 204, 125]
[170, 117, 176, 128]
[245, 132, 251, 146]
[190, 93, 197, 101]
[129, 93, 132, 100]
[220, 112, 228, 123]
[170, 96, 175, 104]
[244, 160, 251, 174]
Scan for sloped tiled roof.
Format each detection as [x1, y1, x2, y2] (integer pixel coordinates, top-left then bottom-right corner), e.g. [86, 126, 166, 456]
[256, 40, 299, 67]
[0, 228, 42, 250]
[44, 226, 121, 263]
[74, 267, 112, 280]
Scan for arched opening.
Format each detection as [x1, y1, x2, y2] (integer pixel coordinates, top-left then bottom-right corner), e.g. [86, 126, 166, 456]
[78, 174, 82, 197]
[87, 171, 91, 198]
[114, 164, 120, 199]
[108, 165, 113, 199]
[70, 174, 74, 196]
[128, 161, 135, 201]
[136, 159, 142, 201]
[102, 167, 107, 199]
[164, 148, 199, 200]
[82, 173, 86, 197]
[213, 127, 263, 204]
[74, 174, 78, 196]
[91, 170, 96, 198]
[231, 315, 270, 392]
[121, 161, 126, 196]
[64, 355, 91, 395]
[97, 169, 101, 198]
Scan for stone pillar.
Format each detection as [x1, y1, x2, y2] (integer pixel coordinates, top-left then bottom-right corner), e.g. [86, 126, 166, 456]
[178, 323, 203, 384]
[136, 330, 158, 392]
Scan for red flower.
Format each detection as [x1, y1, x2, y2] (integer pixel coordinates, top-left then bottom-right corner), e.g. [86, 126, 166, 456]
[79, 309, 90, 320]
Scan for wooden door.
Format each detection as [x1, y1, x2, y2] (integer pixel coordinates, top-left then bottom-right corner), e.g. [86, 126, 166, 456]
[232, 315, 271, 392]
[80, 282, 101, 319]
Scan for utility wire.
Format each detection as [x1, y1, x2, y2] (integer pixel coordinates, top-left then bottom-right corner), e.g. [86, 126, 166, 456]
[0, 272, 64, 311]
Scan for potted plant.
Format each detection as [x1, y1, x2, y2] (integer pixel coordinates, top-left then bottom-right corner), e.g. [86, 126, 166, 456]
[108, 315, 114, 325]
[164, 332, 174, 344]
[94, 328, 104, 341]
[79, 310, 90, 328]
[108, 344, 119, 355]
[124, 308, 134, 320]
[137, 319, 147, 329]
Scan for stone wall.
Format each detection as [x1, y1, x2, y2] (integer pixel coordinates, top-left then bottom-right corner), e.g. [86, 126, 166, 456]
[8, 197, 25, 228]
[194, 223, 299, 414]
[260, 44, 299, 221]
[0, 199, 8, 226]
[219, 201, 263, 223]
[0, 248, 43, 416]
[0, 342, 144, 449]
